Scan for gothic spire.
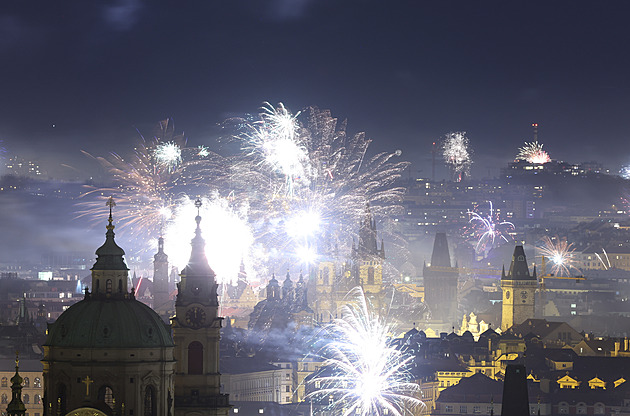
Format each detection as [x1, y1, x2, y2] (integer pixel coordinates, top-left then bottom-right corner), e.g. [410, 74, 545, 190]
[503, 245, 534, 280]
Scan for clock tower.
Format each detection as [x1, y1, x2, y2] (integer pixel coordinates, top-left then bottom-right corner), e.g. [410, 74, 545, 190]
[172, 199, 230, 416]
[501, 245, 537, 332]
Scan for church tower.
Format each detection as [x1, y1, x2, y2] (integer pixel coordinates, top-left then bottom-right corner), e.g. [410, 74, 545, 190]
[314, 260, 335, 322]
[501, 245, 537, 332]
[423, 232, 458, 326]
[172, 199, 230, 416]
[153, 235, 172, 320]
[351, 203, 385, 294]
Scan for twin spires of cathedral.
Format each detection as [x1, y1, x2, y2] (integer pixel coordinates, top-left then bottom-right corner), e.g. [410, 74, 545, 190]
[353, 203, 385, 259]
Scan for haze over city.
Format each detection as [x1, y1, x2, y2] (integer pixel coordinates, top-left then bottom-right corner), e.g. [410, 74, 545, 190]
[3, 3, 630, 416]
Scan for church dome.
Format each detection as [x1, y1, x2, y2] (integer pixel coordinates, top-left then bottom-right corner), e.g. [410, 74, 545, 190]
[45, 296, 174, 349]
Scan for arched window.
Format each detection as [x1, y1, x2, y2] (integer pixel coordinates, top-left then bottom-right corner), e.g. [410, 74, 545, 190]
[106, 279, 113, 294]
[188, 341, 203, 375]
[1, 394, 7, 404]
[23, 377, 29, 387]
[57, 383, 67, 415]
[559, 402, 569, 414]
[576, 403, 587, 414]
[1, 377, 6, 387]
[34, 394, 41, 404]
[98, 386, 115, 409]
[34, 377, 41, 388]
[23, 394, 29, 404]
[144, 385, 157, 416]
[594, 403, 605, 415]
[367, 267, 375, 285]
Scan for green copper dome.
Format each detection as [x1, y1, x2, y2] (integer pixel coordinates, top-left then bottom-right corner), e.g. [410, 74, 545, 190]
[45, 297, 174, 349]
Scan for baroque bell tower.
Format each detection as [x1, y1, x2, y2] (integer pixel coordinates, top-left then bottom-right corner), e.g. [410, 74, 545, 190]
[153, 235, 171, 320]
[172, 199, 230, 416]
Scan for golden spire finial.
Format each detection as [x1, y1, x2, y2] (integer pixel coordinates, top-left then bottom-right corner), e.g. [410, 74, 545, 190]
[106, 197, 116, 230]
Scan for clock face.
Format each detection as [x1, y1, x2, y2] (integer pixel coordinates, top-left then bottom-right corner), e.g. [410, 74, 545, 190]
[185, 307, 206, 328]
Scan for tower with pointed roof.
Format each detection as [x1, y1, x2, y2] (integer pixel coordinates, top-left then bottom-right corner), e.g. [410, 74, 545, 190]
[423, 232, 459, 326]
[312, 203, 387, 321]
[351, 204, 386, 294]
[282, 271, 295, 303]
[501, 245, 537, 331]
[6, 354, 26, 416]
[153, 235, 172, 320]
[172, 199, 230, 416]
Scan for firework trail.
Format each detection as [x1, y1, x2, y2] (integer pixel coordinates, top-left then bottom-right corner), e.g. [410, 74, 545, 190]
[538, 236, 579, 277]
[620, 165, 630, 180]
[595, 248, 611, 270]
[307, 287, 423, 416]
[516, 141, 551, 164]
[77, 119, 231, 251]
[466, 201, 515, 254]
[442, 132, 472, 182]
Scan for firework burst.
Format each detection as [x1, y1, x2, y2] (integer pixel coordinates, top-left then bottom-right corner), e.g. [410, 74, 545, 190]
[234, 103, 410, 271]
[163, 194, 255, 285]
[154, 141, 182, 171]
[79, 104, 409, 283]
[516, 141, 551, 164]
[538, 236, 579, 277]
[442, 132, 472, 182]
[466, 201, 515, 253]
[78, 119, 230, 249]
[240, 102, 306, 197]
[307, 287, 423, 416]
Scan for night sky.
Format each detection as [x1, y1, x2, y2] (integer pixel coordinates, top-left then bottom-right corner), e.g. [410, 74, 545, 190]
[2, 1, 630, 179]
